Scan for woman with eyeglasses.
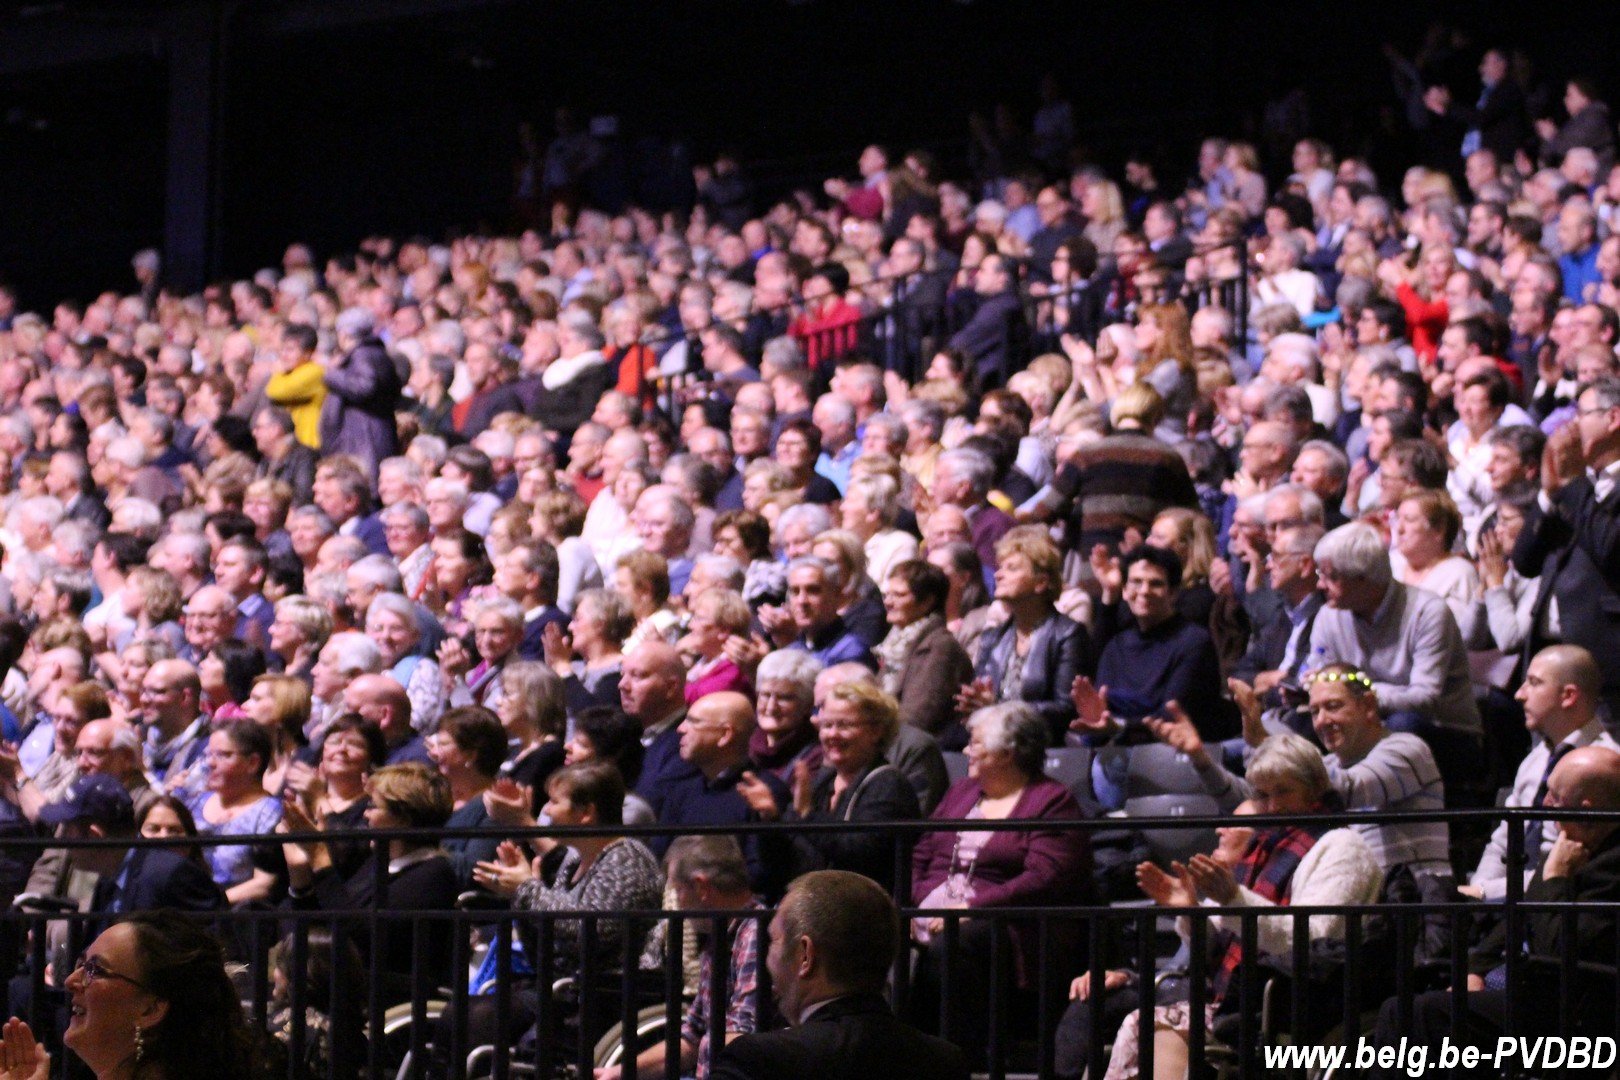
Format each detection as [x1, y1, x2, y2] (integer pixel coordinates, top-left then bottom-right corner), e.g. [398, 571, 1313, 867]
[0, 909, 264, 1079]
[184, 719, 283, 905]
[740, 679, 919, 891]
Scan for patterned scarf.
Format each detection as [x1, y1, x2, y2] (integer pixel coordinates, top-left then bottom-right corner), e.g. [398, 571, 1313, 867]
[1210, 812, 1332, 1000]
[874, 614, 944, 697]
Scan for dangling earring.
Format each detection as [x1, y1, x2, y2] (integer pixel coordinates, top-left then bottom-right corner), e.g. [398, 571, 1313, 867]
[134, 1024, 146, 1063]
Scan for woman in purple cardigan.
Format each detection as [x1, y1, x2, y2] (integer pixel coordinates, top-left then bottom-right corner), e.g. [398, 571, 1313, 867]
[909, 701, 1092, 1069]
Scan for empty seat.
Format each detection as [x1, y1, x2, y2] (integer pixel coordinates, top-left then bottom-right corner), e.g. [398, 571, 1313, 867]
[1125, 744, 1210, 799]
[1124, 793, 1221, 867]
[1041, 746, 1092, 805]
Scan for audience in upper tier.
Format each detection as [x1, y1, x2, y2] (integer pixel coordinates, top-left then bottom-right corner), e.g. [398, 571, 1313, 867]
[0, 33, 1618, 1073]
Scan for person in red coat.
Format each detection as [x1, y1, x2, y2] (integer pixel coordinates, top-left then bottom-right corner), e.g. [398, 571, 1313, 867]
[909, 701, 1091, 1068]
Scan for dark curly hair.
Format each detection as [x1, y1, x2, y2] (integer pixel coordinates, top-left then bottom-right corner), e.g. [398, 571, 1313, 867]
[120, 909, 263, 1079]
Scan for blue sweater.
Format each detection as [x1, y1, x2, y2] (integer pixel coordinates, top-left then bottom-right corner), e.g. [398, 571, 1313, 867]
[1095, 613, 1225, 733]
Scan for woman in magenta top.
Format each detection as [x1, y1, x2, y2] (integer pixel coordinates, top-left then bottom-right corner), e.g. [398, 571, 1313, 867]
[680, 587, 753, 704]
[910, 701, 1091, 1070]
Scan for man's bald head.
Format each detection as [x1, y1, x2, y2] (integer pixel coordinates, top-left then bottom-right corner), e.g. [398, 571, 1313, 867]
[344, 673, 412, 740]
[689, 691, 756, 740]
[620, 641, 687, 726]
[74, 718, 142, 780]
[1536, 645, 1602, 706]
[1555, 746, 1620, 809]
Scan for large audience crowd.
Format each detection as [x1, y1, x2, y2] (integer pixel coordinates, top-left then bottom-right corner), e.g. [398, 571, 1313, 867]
[0, 37, 1617, 1080]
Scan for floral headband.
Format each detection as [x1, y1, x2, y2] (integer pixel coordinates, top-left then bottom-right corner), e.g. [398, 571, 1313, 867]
[1309, 669, 1373, 692]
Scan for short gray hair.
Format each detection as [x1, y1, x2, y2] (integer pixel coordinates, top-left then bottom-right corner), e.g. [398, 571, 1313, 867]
[1313, 522, 1391, 588]
[365, 592, 420, 637]
[324, 631, 382, 676]
[938, 448, 995, 500]
[755, 649, 824, 709]
[787, 554, 844, 593]
[968, 702, 1048, 779]
[349, 554, 403, 593]
[336, 306, 375, 340]
[1246, 732, 1331, 800]
[1297, 440, 1350, 485]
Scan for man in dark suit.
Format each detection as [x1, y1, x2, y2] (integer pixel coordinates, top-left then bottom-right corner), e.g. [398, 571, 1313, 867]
[1513, 377, 1620, 726]
[710, 870, 969, 1080]
[621, 641, 698, 816]
[44, 452, 109, 532]
[1368, 746, 1620, 1078]
[947, 252, 1026, 391]
[1424, 47, 1527, 163]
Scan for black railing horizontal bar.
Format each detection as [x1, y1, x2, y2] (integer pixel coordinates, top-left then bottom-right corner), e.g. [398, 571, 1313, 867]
[7, 802, 1617, 852]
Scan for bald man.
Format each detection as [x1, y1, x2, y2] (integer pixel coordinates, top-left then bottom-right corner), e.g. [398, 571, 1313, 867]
[621, 641, 699, 815]
[1372, 745, 1620, 1074]
[657, 691, 788, 896]
[344, 673, 426, 766]
[1468, 645, 1619, 899]
[139, 659, 207, 790]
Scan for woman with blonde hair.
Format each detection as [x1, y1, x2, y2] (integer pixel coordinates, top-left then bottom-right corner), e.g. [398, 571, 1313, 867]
[114, 565, 186, 654]
[1081, 180, 1127, 253]
[241, 672, 311, 795]
[1392, 488, 1484, 643]
[615, 550, 679, 652]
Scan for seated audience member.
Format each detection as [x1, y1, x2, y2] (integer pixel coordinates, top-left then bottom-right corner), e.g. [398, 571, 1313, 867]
[310, 632, 385, 744]
[741, 679, 919, 891]
[1169, 664, 1450, 879]
[282, 762, 459, 1005]
[493, 660, 567, 797]
[958, 528, 1092, 744]
[1390, 488, 1485, 644]
[616, 550, 681, 653]
[761, 556, 876, 669]
[1370, 746, 1620, 1071]
[239, 673, 313, 795]
[1308, 522, 1483, 787]
[42, 773, 223, 914]
[282, 712, 386, 881]
[138, 658, 209, 793]
[910, 702, 1091, 1069]
[269, 593, 332, 684]
[186, 719, 284, 904]
[679, 587, 754, 703]
[620, 640, 700, 815]
[1230, 524, 1325, 713]
[364, 592, 448, 734]
[711, 870, 971, 1080]
[748, 649, 825, 783]
[809, 529, 889, 649]
[818, 662, 949, 815]
[563, 706, 656, 825]
[842, 473, 919, 587]
[471, 762, 664, 1053]
[546, 587, 632, 715]
[659, 691, 788, 894]
[1467, 645, 1619, 899]
[426, 704, 507, 888]
[599, 835, 775, 1080]
[876, 559, 974, 746]
[1095, 735, 1382, 1080]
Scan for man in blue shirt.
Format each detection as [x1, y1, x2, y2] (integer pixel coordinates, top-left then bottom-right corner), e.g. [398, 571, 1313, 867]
[764, 557, 874, 671]
[1557, 202, 1602, 303]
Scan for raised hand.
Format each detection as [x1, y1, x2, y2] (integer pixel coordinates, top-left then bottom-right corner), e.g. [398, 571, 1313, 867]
[541, 622, 574, 673]
[1089, 544, 1123, 602]
[483, 777, 536, 828]
[1227, 678, 1266, 748]
[1144, 701, 1210, 766]
[954, 677, 997, 718]
[473, 841, 532, 897]
[1185, 853, 1240, 903]
[0, 1018, 48, 1080]
[1476, 526, 1509, 589]
[1137, 860, 1198, 908]
[1543, 423, 1584, 495]
[1069, 676, 1113, 736]
[722, 633, 771, 676]
[736, 771, 783, 821]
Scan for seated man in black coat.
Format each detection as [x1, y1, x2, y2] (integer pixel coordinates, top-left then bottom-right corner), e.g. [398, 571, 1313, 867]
[711, 869, 969, 1080]
[1369, 746, 1620, 1079]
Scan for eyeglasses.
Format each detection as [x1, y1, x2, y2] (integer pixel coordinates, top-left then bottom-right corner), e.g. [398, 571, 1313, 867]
[74, 953, 148, 991]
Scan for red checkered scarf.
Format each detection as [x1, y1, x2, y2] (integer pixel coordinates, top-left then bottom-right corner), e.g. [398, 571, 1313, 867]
[1209, 819, 1328, 1000]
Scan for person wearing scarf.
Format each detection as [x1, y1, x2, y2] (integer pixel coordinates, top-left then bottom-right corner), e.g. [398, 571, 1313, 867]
[1100, 732, 1382, 1080]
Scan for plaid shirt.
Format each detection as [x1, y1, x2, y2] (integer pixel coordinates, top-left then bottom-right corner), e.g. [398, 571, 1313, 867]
[681, 902, 770, 1079]
[1210, 820, 1327, 1000]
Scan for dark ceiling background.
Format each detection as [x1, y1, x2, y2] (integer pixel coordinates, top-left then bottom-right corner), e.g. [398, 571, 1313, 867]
[0, 1, 1608, 307]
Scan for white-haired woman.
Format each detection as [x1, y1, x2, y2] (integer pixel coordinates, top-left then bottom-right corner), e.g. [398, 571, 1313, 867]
[366, 592, 448, 733]
[1098, 731, 1382, 1080]
[841, 474, 918, 587]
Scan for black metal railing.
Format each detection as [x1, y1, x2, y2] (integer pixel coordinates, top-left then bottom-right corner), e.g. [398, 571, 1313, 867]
[4, 802, 1607, 1080]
